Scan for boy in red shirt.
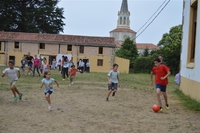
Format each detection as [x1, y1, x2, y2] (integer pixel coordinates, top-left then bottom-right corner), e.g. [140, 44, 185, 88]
[150, 58, 171, 112]
[69, 65, 77, 86]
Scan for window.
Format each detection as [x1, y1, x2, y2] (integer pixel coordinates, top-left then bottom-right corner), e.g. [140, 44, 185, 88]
[79, 46, 84, 53]
[120, 17, 122, 24]
[14, 42, 19, 49]
[9, 56, 15, 62]
[98, 47, 103, 54]
[124, 17, 126, 24]
[67, 45, 72, 51]
[97, 59, 103, 66]
[39, 43, 45, 49]
[188, 1, 197, 63]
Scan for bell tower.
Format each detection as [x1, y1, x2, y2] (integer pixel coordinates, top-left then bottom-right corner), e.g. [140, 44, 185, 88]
[117, 0, 130, 28]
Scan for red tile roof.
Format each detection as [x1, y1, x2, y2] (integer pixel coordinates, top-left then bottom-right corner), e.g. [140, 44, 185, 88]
[0, 32, 116, 47]
[110, 28, 136, 33]
[115, 43, 159, 50]
[136, 43, 159, 50]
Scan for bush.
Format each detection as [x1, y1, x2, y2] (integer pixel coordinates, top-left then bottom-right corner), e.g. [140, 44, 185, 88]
[133, 55, 158, 73]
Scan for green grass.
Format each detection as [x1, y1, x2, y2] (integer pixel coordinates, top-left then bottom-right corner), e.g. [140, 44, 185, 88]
[174, 89, 200, 111]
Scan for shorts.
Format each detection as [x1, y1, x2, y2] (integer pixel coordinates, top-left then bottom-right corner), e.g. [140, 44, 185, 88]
[70, 76, 75, 79]
[21, 65, 25, 69]
[10, 80, 17, 86]
[156, 84, 167, 92]
[108, 83, 118, 90]
[28, 63, 33, 67]
[44, 90, 53, 95]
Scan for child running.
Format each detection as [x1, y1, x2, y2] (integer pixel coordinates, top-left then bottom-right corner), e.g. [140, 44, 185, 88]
[21, 56, 26, 74]
[69, 65, 77, 86]
[2, 60, 23, 102]
[106, 63, 120, 101]
[40, 71, 59, 110]
[150, 58, 171, 112]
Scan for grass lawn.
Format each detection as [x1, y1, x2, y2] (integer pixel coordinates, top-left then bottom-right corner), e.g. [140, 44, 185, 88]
[0, 66, 200, 133]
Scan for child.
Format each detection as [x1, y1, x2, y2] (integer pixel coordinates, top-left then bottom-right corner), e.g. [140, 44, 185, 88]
[33, 55, 41, 76]
[106, 63, 120, 101]
[62, 56, 69, 80]
[175, 72, 180, 85]
[42, 59, 49, 76]
[69, 65, 77, 86]
[40, 71, 59, 110]
[150, 58, 171, 112]
[2, 60, 23, 102]
[21, 56, 26, 74]
[51, 58, 57, 70]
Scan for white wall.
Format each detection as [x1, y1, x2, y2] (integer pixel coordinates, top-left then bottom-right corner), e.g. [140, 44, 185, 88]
[180, 0, 200, 82]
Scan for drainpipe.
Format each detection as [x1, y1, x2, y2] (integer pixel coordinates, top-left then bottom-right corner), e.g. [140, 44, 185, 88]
[4, 41, 8, 66]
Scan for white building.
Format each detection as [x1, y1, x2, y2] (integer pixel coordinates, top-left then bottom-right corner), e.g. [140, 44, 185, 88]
[180, 0, 200, 102]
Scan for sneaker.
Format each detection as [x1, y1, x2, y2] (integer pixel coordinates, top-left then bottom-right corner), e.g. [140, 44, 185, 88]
[71, 82, 73, 85]
[14, 96, 18, 102]
[159, 107, 162, 112]
[166, 104, 170, 109]
[106, 98, 109, 101]
[48, 105, 52, 110]
[19, 92, 23, 100]
[112, 92, 115, 96]
[63, 79, 65, 81]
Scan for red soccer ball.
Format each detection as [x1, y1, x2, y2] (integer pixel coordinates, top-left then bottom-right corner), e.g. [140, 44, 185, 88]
[152, 104, 160, 112]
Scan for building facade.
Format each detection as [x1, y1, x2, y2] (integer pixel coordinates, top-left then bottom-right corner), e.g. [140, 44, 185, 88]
[180, 0, 200, 102]
[0, 32, 130, 73]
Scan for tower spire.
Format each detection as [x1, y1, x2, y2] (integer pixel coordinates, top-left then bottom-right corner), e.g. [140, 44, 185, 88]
[120, 0, 128, 12]
[117, 0, 130, 28]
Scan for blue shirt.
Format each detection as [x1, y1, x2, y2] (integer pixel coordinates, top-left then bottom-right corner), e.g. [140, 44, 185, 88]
[41, 78, 55, 93]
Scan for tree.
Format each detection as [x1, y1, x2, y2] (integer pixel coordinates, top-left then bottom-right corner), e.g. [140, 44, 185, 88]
[156, 24, 182, 74]
[115, 37, 138, 68]
[0, 0, 65, 34]
[143, 47, 149, 57]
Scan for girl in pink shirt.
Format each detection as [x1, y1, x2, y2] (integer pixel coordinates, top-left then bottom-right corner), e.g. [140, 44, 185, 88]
[33, 55, 41, 76]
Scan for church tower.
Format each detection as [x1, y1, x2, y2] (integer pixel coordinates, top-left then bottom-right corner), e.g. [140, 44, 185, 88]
[117, 0, 130, 28]
[110, 0, 136, 44]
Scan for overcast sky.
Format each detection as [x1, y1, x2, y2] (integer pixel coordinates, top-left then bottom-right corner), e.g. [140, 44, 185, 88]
[58, 0, 183, 45]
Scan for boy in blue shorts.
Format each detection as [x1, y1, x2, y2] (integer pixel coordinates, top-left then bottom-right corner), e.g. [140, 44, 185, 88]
[150, 58, 171, 111]
[106, 64, 120, 101]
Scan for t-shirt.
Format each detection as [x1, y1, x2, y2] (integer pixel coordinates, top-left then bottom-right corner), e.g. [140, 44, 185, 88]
[3, 67, 19, 83]
[107, 70, 120, 83]
[40, 58, 43, 66]
[151, 65, 170, 85]
[26, 56, 33, 64]
[52, 61, 57, 66]
[34, 58, 40, 66]
[41, 78, 55, 93]
[161, 61, 167, 66]
[63, 61, 69, 68]
[70, 68, 77, 77]
[21, 60, 26, 65]
[175, 73, 180, 84]
[86, 62, 90, 67]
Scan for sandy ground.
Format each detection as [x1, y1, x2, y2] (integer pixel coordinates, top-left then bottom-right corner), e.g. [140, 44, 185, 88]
[0, 76, 200, 133]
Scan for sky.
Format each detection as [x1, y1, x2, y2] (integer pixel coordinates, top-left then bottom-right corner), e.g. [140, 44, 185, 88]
[57, 0, 183, 45]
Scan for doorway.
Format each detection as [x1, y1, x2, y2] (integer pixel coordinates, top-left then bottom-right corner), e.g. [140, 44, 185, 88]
[49, 56, 56, 66]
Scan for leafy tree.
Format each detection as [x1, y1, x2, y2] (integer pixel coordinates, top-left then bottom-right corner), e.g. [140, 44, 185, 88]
[143, 47, 149, 57]
[155, 24, 182, 74]
[0, 0, 65, 33]
[115, 37, 138, 68]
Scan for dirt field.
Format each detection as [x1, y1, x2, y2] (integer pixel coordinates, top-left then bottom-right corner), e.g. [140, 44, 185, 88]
[0, 69, 200, 133]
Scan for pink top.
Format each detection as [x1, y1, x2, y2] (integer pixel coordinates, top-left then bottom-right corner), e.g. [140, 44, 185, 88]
[34, 58, 40, 66]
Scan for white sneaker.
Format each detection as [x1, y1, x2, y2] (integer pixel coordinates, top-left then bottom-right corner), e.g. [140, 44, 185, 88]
[71, 82, 73, 85]
[48, 105, 52, 110]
